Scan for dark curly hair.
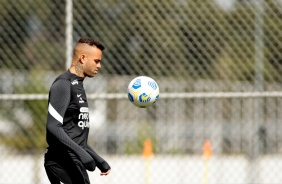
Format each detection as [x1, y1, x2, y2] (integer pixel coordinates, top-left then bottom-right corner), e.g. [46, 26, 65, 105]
[78, 37, 105, 51]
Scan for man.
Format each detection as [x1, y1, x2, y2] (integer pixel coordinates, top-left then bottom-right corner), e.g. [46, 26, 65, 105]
[44, 38, 111, 184]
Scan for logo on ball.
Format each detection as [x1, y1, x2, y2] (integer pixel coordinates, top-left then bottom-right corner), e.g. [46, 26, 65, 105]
[139, 93, 151, 103]
[132, 79, 141, 89]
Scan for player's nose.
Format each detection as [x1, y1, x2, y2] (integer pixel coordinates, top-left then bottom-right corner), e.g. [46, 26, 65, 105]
[97, 62, 101, 68]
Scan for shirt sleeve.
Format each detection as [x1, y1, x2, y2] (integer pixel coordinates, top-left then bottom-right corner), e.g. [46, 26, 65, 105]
[86, 144, 111, 172]
[46, 79, 96, 171]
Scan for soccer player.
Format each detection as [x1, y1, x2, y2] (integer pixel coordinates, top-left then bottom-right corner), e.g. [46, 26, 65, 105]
[44, 38, 111, 184]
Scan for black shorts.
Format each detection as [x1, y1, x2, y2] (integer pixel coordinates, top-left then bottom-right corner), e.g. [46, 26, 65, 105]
[44, 152, 90, 184]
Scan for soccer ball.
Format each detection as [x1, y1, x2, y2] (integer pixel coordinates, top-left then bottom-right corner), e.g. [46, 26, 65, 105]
[127, 76, 159, 108]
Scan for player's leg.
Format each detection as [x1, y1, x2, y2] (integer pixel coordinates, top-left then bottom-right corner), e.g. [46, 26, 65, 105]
[45, 163, 72, 184]
[71, 160, 91, 184]
[45, 161, 90, 184]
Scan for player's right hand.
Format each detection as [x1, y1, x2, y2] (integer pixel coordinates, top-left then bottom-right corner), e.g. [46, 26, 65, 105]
[97, 161, 111, 173]
[100, 169, 111, 176]
[84, 159, 96, 171]
[80, 154, 96, 171]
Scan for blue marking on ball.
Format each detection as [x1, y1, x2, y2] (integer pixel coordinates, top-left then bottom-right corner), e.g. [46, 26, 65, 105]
[139, 93, 151, 102]
[148, 81, 157, 90]
[128, 93, 134, 102]
[132, 79, 141, 89]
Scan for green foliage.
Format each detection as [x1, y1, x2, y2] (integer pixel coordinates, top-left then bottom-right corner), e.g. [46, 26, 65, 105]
[0, 0, 65, 70]
[1, 0, 282, 80]
[0, 69, 48, 152]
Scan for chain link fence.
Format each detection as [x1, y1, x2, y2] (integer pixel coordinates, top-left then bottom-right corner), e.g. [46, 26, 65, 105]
[0, 0, 282, 183]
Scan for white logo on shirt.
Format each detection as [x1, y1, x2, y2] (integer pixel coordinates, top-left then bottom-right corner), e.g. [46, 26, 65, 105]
[80, 107, 89, 112]
[79, 97, 85, 103]
[78, 121, 90, 129]
[71, 79, 78, 85]
[78, 108, 89, 129]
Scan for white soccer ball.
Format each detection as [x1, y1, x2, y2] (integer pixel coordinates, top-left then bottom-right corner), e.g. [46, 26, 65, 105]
[127, 76, 159, 108]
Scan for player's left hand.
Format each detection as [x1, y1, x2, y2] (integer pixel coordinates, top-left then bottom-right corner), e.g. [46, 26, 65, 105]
[100, 169, 111, 176]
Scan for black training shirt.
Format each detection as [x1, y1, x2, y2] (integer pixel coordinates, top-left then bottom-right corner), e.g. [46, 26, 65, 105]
[45, 70, 91, 161]
[45, 70, 110, 172]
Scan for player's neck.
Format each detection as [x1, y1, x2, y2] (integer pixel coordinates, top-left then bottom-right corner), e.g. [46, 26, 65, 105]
[69, 66, 85, 78]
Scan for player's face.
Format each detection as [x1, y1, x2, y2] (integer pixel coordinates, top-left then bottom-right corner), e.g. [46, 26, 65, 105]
[84, 47, 102, 78]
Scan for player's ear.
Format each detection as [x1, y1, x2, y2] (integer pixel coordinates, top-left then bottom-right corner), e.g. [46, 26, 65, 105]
[79, 54, 86, 64]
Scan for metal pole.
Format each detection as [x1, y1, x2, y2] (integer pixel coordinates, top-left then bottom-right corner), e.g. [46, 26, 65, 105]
[250, 0, 265, 183]
[65, 0, 73, 69]
[254, 0, 265, 92]
[254, 0, 265, 158]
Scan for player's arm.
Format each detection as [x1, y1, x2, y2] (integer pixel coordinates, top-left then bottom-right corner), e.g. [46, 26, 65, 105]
[85, 144, 111, 174]
[46, 79, 96, 171]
